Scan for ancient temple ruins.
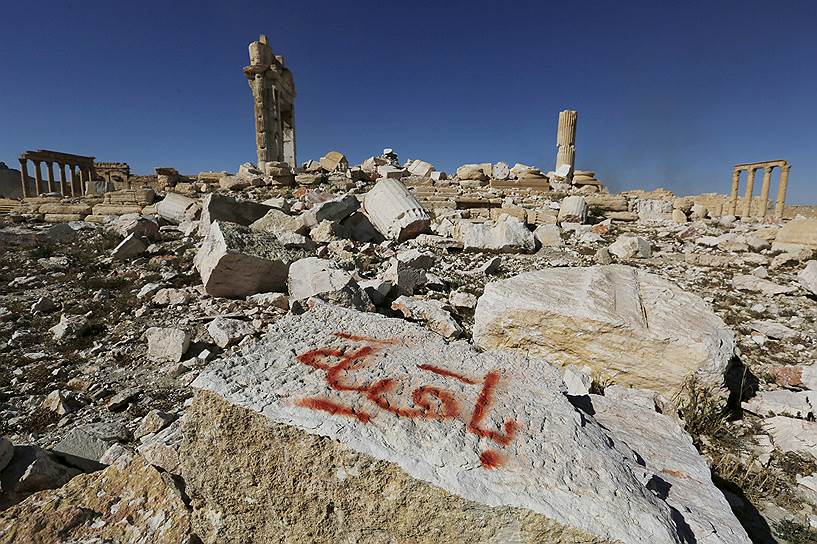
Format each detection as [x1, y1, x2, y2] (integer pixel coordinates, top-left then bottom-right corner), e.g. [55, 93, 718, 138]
[243, 34, 296, 169]
[555, 110, 577, 181]
[728, 160, 790, 219]
[18, 149, 97, 198]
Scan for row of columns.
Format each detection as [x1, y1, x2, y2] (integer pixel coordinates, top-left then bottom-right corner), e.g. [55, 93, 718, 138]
[19, 158, 94, 198]
[728, 162, 790, 219]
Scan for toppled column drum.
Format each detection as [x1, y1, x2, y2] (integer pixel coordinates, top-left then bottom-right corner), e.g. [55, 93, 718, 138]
[362, 178, 430, 242]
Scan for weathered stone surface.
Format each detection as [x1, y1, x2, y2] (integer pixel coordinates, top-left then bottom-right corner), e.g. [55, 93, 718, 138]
[0, 445, 81, 506]
[772, 217, 817, 252]
[732, 274, 797, 296]
[455, 164, 488, 181]
[194, 221, 305, 298]
[609, 235, 652, 260]
[288, 257, 370, 309]
[764, 416, 817, 460]
[156, 192, 198, 224]
[534, 224, 564, 247]
[250, 208, 306, 237]
[49, 313, 90, 341]
[742, 389, 816, 419]
[391, 295, 463, 338]
[207, 317, 254, 348]
[111, 233, 147, 260]
[188, 302, 744, 543]
[798, 260, 817, 295]
[199, 193, 272, 237]
[363, 178, 430, 242]
[473, 265, 735, 397]
[588, 394, 748, 543]
[145, 327, 191, 362]
[0, 455, 192, 544]
[319, 151, 348, 172]
[558, 196, 587, 224]
[303, 193, 359, 226]
[107, 213, 160, 241]
[454, 215, 535, 253]
[52, 422, 127, 472]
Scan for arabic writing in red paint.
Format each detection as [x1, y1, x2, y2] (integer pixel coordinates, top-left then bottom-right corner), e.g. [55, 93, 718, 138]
[294, 334, 518, 469]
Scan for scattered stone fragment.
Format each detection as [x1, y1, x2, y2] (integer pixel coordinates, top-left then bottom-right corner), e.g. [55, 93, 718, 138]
[287, 257, 369, 309]
[111, 233, 147, 260]
[30, 296, 57, 313]
[798, 260, 817, 295]
[207, 317, 255, 348]
[391, 295, 463, 338]
[362, 178, 430, 242]
[732, 274, 797, 296]
[608, 235, 651, 260]
[40, 390, 81, 415]
[49, 313, 90, 341]
[199, 193, 272, 237]
[557, 196, 587, 223]
[742, 389, 816, 419]
[145, 327, 191, 362]
[764, 416, 817, 460]
[52, 422, 128, 471]
[454, 215, 535, 253]
[135, 410, 177, 440]
[533, 224, 564, 248]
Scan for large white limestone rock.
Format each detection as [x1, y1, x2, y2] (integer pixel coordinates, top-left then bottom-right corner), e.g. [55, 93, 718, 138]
[772, 217, 817, 252]
[191, 303, 747, 544]
[798, 260, 817, 295]
[362, 178, 430, 242]
[194, 221, 306, 298]
[472, 265, 735, 397]
[453, 215, 535, 253]
[198, 193, 272, 237]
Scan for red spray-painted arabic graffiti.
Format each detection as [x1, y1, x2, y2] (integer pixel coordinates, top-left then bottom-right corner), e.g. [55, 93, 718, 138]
[294, 332, 517, 469]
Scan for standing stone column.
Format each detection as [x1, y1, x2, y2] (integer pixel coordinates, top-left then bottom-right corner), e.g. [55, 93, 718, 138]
[46, 161, 55, 193]
[33, 160, 43, 195]
[728, 168, 741, 215]
[58, 163, 67, 195]
[69, 164, 77, 197]
[758, 166, 773, 218]
[246, 35, 282, 168]
[18, 158, 29, 198]
[775, 164, 790, 220]
[741, 167, 756, 218]
[555, 110, 577, 181]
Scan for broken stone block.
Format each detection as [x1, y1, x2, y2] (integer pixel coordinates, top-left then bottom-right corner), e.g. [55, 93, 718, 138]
[406, 160, 435, 177]
[52, 422, 127, 472]
[455, 164, 488, 181]
[111, 233, 147, 260]
[145, 327, 191, 362]
[135, 410, 176, 440]
[742, 389, 816, 419]
[454, 215, 535, 253]
[0, 455, 191, 542]
[358, 278, 392, 306]
[473, 265, 735, 397]
[391, 296, 463, 339]
[772, 217, 817, 252]
[533, 224, 564, 248]
[798, 260, 817, 295]
[199, 193, 272, 237]
[732, 274, 797, 296]
[137, 423, 182, 474]
[287, 257, 370, 310]
[246, 292, 290, 310]
[40, 390, 81, 415]
[557, 196, 587, 224]
[319, 151, 348, 172]
[107, 214, 160, 241]
[764, 416, 817, 460]
[49, 313, 90, 341]
[30, 296, 57, 313]
[156, 192, 198, 224]
[303, 194, 360, 226]
[195, 221, 305, 298]
[1, 445, 81, 500]
[376, 165, 406, 179]
[609, 235, 652, 260]
[152, 288, 190, 306]
[362, 178, 430, 242]
[493, 161, 510, 180]
[449, 290, 478, 312]
[250, 208, 307, 237]
[207, 317, 254, 348]
[187, 302, 747, 543]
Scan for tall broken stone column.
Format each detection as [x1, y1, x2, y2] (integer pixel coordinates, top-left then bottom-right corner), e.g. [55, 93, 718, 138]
[362, 179, 430, 242]
[555, 110, 577, 181]
[243, 34, 296, 170]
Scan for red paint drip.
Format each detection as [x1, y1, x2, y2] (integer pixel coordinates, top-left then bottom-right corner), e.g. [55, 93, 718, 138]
[296, 397, 371, 423]
[479, 450, 503, 469]
[468, 371, 517, 446]
[417, 364, 481, 385]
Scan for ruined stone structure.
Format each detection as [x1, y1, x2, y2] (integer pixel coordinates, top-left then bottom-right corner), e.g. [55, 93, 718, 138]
[555, 110, 577, 181]
[95, 162, 131, 189]
[243, 34, 296, 169]
[728, 160, 790, 219]
[19, 150, 96, 198]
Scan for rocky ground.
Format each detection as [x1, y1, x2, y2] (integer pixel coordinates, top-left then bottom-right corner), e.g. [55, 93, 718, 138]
[2, 155, 817, 543]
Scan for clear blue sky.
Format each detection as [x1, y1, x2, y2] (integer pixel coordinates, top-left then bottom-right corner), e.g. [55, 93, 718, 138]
[1, 1, 815, 202]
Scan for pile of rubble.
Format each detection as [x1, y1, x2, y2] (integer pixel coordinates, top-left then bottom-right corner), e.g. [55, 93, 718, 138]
[2, 148, 817, 543]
